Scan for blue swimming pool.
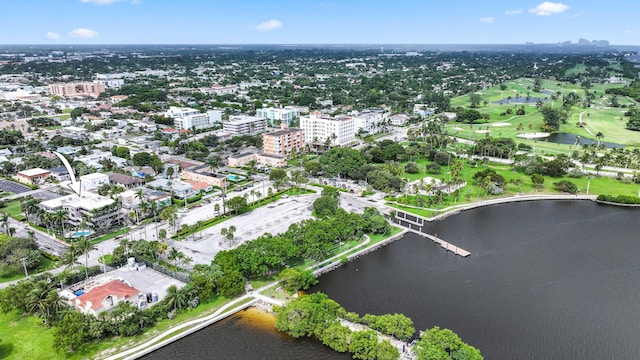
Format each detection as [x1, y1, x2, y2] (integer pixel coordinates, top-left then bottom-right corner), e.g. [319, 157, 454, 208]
[71, 230, 92, 238]
[227, 174, 245, 182]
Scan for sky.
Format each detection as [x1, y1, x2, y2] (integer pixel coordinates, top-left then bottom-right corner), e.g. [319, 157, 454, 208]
[1, 0, 639, 45]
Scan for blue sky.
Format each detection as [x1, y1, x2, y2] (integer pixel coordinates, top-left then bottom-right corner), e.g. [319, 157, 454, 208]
[1, 0, 639, 45]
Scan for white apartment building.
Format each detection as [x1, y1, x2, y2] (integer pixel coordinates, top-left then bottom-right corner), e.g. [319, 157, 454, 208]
[300, 111, 356, 147]
[38, 192, 123, 233]
[79, 172, 110, 192]
[352, 108, 386, 135]
[256, 106, 300, 126]
[93, 79, 124, 89]
[165, 107, 223, 131]
[223, 115, 267, 136]
[164, 106, 200, 119]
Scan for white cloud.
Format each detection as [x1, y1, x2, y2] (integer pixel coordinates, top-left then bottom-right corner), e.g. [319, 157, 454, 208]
[256, 19, 283, 31]
[46, 32, 61, 40]
[529, 2, 569, 16]
[480, 17, 494, 24]
[505, 9, 523, 15]
[69, 28, 99, 38]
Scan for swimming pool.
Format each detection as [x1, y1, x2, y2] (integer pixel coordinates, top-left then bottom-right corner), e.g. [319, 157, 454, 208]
[71, 230, 92, 238]
[227, 174, 245, 182]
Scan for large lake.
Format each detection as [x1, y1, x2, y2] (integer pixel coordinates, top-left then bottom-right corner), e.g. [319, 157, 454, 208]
[144, 201, 640, 360]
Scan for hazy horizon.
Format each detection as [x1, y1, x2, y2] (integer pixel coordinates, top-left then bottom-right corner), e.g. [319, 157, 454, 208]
[1, 1, 639, 46]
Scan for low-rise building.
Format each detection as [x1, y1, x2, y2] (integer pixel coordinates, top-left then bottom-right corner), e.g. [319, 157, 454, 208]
[223, 115, 267, 136]
[80, 173, 110, 192]
[164, 106, 223, 131]
[413, 104, 436, 118]
[227, 152, 287, 168]
[17, 168, 51, 185]
[352, 108, 386, 135]
[38, 193, 123, 233]
[147, 178, 193, 199]
[389, 114, 410, 126]
[108, 173, 145, 189]
[48, 166, 71, 182]
[70, 279, 140, 316]
[49, 82, 105, 97]
[181, 164, 227, 188]
[256, 106, 300, 126]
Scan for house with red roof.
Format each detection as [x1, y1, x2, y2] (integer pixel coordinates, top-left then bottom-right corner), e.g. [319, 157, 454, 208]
[73, 279, 141, 316]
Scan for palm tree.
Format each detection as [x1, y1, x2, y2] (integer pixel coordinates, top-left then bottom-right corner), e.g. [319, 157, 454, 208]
[134, 189, 145, 224]
[77, 238, 96, 280]
[595, 132, 604, 147]
[214, 203, 220, 215]
[0, 213, 9, 235]
[168, 247, 180, 266]
[61, 246, 80, 270]
[164, 285, 186, 311]
[20, 197, 39, 223]
[52, 210, 68, 236]
[26, 279, 63, 325]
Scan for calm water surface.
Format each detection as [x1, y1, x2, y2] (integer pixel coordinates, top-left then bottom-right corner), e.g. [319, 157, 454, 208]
[145, 201, 640, 360]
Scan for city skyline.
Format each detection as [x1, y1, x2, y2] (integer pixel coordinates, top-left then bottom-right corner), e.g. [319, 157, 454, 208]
[1, 0, 639, 45]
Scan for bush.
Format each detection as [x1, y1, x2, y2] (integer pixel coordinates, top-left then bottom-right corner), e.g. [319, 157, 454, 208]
[425, 163, 441, 174]
[553, 180, 578, 194]
[434, 151, 451, 166]
[597, 195, 640, 204]
[404, 162, 419, 174]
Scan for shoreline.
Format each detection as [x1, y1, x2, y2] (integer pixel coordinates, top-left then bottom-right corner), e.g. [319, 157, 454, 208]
[107, 195, 635, 359]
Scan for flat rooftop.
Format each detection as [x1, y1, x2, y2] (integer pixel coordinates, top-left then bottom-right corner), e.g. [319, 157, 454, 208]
[40, 193, 115, 211]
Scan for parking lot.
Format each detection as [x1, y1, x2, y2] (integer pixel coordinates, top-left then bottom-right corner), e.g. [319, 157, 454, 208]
[106, 266, 186, 303]
[0, 179, 31, 194]
[169, 194, 317, 266]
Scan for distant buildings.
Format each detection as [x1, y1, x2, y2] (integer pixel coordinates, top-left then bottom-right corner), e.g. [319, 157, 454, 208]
[49, 82, 105, 97]
[413, 104, 436, 118]
[256, 106, 299, 126]
[223, 115, 267, 136]
[164, 106, 223, 131]
[300, 111, 355, 147]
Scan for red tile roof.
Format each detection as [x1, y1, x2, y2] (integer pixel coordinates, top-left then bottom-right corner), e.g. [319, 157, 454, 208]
[76, 280, 140, 311]
[184, 179, 210, 191]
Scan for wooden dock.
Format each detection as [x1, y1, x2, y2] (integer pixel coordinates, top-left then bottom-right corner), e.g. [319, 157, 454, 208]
[392, 211, 471, 257]
[421, 233, 470, 257]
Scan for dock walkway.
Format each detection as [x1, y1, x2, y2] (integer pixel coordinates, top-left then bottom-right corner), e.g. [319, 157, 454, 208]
[392, 211, 471, 257]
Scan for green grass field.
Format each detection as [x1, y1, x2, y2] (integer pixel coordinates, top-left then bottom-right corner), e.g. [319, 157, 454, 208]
[0, 200, 26, 221]
[388, 160, 640, 219]
[0, 311, 65, 360]
[447, 78, 639, 148]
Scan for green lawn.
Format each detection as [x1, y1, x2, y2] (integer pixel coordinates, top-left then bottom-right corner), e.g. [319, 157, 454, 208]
[1, 200, 26, 221]
[0, 311, 65, 360]
[387, 161, 640, 219]
[0, 255, 57, 283]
